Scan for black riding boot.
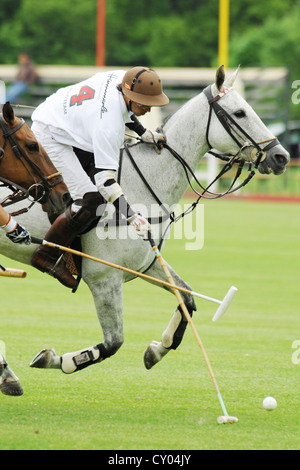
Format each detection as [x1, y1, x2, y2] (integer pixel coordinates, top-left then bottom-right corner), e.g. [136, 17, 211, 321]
[31, 192, 103, 289]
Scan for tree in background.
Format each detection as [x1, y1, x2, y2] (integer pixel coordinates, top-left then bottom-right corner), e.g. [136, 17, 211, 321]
[0, 0, 299, 83]
[0, 0, 297, 65]
[0, 0, 97, 64]
[229, 1, 300, 119]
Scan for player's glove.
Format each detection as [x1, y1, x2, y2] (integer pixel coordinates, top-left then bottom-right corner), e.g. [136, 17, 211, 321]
[141, 130, 166, 154]
[6, 223, 31, 245]
[127, 213, 151, 239]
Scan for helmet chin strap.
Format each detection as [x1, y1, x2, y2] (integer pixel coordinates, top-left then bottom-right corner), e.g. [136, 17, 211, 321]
[122, 93, 133, 113]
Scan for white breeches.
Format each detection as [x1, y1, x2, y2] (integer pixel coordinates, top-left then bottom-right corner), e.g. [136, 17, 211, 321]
[31, 122, 97, 210]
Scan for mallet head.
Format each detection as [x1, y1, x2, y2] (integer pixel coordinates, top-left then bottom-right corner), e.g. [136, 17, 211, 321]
[212, 286, 237, 322]
[217, 416, 238, 424]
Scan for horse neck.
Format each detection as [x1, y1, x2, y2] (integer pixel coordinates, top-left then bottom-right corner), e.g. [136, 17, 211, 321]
[158, 92, 210, 203]
[164, 92, 209, 163]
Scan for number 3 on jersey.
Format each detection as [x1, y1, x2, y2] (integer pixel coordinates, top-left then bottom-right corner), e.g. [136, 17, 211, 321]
[70, 86, 95, 107]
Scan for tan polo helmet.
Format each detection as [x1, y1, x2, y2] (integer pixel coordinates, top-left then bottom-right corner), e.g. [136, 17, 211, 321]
[122, 67, 169, 107]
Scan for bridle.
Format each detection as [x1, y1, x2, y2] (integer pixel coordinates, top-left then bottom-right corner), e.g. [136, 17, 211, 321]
[203, 84, 280, 167]
[0, 114, 63, 215]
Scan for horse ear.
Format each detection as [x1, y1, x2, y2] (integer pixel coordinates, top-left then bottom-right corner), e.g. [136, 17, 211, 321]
[2, 101, 15, 126]
[215, 65, 225, 91]
[224, 65, 240, 88]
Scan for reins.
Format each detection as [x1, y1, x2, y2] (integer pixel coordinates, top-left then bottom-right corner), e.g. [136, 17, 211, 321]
[120, 84, 281, 248]
[121, 141, 251, 249]
[120, 142, 175, 225]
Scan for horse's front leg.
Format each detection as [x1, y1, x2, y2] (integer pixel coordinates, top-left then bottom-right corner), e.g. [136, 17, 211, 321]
[30, 272, 124, 374]
[143, 259, 197, 369]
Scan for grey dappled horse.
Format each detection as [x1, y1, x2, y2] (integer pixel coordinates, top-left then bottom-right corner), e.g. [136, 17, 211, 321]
[0, 67, 290, 374]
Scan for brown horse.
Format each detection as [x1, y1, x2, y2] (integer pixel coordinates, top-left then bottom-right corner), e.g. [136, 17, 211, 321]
[0, 102, 70, 396]
[0, 102, 70, 217]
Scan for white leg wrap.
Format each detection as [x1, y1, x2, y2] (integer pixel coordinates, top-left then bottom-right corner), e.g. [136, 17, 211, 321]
[161, 308, 182, 348]
[61, 345, 101, 374]
[0, 352, 6, 375]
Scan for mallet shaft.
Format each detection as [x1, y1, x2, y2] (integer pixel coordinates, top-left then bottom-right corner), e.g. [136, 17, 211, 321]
[148, 237, 222, 394]
[191, 290, 221, 304]
[31, 237, 215, 302]
[149, 238, 238, 422]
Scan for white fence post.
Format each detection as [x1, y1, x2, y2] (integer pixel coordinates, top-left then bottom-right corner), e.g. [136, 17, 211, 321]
[195, 153, 219, 193]
[0, 340, 6, 358]
[0, 80, 6, 104]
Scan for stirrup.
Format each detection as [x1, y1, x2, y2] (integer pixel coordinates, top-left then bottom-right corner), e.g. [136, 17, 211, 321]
[50, 254, 80, 292]
[48, 254, 64, 277]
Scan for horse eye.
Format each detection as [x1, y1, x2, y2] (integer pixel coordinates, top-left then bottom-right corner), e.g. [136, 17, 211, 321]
[233, 110, 246, 118]
[27, 142, 39, 152]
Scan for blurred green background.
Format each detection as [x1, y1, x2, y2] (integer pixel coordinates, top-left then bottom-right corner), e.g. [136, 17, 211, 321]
[1, 0, 300, 197]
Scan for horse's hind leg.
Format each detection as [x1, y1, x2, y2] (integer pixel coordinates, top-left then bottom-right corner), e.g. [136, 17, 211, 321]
[30, 274, 125, 374]
[143, 260, 197, 370]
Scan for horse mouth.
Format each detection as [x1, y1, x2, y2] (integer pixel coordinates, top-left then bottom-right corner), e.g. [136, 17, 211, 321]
[271, 154, 289, 175]
[259, 153, 289, 175]
[42, 190, 71, 215]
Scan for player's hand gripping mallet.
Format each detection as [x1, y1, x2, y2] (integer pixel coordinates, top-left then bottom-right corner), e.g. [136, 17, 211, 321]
[148, 235, 238, 424]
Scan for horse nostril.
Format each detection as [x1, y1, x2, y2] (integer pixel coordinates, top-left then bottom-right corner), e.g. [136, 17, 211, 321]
[275, 154, 287, 165]
[63, 192, 72, 205]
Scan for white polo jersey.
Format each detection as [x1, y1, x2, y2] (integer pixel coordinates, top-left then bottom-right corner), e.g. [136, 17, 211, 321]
[31, 70, 131, 170]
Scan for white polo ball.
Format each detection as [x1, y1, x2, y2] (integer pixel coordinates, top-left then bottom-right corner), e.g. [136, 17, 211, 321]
[263, 396, 277, 411]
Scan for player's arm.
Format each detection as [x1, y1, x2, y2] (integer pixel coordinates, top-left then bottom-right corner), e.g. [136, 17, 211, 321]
[94, 170, 150, 238]
[0, 205, 31, 244]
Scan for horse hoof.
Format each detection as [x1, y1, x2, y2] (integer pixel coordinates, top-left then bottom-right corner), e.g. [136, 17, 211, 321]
[144, 345, 158, 370]
[0, 379, 24, 396]
[0, 365, 24, 396]
[29, 348, 60, 369]
[143, 341, 169, 370]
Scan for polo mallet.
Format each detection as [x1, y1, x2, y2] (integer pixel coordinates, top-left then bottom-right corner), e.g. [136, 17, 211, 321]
[148, 235, 238, 424]
[30, 237, 236, 321]
[0, 264, 26, 278]
[31, 236, 238, 422]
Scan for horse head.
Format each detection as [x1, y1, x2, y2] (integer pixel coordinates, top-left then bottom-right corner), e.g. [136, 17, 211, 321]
[0, 102, 71, 215]
[206, 65, 290, 175]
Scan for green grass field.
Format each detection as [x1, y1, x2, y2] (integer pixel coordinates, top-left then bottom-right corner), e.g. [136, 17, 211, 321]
[0, 198, 299, 450]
